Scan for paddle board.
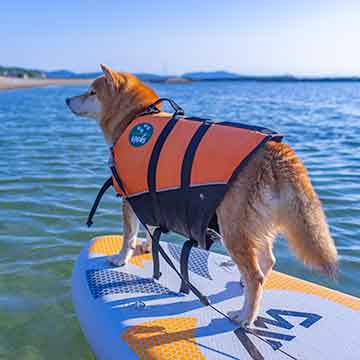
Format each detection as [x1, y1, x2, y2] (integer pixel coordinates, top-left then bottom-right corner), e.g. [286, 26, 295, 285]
[72, 235, 360, 359]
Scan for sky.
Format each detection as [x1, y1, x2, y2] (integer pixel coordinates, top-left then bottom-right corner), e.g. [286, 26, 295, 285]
[1, 0, 360, 76]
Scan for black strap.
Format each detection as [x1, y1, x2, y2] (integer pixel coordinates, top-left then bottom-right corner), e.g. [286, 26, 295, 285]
[180, 122, 211, 238]
[87, 161, 126, 228]
[147, 113, 179, 228]
[151, 227, 162, 280]
[179, 239, 197, 294]
[110, 165, 126, 194]
[157, 240, 209, 306]
[181, 122, 211, 188]
[86, 177, 113, 227]
[148, 114, 179, 193]
[144, 224, 208, 304]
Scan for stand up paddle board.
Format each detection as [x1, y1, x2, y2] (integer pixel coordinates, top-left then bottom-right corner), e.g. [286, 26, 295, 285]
[72, 235, 360, 359]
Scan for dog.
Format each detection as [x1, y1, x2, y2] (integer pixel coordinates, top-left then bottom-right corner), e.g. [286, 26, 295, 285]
[67, 64, 338, 326]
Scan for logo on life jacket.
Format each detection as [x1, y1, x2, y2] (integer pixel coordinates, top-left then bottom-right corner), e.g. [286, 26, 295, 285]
[129, 123, 153, 147]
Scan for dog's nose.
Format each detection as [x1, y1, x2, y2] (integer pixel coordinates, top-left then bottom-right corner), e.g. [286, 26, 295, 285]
[66, 98, 70, 105]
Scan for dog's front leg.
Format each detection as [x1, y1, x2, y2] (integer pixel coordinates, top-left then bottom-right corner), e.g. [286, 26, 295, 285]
[108, 199, 139, 266]
[141, 226, 155, 253]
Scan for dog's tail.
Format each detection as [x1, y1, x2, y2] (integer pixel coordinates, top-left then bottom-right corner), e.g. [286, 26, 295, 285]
[270, 142, 338, 278]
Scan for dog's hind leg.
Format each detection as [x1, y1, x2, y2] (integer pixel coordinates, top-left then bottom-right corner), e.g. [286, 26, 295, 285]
[108, 199, 139, 266]
[224, 237, 265, 326]
[236, 242, 275, 289]
[257, 243, 276, 280]
[216, 146, 279, 325]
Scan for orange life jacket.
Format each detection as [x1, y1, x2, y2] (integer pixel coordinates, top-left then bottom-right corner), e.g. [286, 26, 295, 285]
[110, 108, 282, 249]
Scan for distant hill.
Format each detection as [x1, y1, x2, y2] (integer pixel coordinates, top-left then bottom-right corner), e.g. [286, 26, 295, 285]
[45, 70, 300, 82]
[182, 71, 300, 82]
[46, 70, 101, 79]
[133, 73, 170, 82]
[46, 70, 78, 78]
[2, 65, 360, 83]
[46, 70, 169, 82]
[182, 71, 240, 80]
[0, 65, 45, 78]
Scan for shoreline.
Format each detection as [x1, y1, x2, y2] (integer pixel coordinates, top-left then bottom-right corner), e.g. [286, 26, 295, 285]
[0, 76, 93, 91]
[1, 75, 359, 92]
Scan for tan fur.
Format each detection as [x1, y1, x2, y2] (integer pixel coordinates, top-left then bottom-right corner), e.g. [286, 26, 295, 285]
[67, 65, 338, 326]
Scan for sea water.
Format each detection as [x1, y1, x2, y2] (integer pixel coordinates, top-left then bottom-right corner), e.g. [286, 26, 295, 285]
[0, 81, 359, 359]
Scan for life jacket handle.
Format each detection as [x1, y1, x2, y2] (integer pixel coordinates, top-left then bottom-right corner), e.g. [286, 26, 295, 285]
[141, 98, 185, 117]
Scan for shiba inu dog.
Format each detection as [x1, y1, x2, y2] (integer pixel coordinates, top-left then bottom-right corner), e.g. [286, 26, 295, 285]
[66, 64, 338, 326]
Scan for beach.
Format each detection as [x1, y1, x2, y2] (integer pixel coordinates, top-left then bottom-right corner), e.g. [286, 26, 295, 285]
[0, 76, 92, 90]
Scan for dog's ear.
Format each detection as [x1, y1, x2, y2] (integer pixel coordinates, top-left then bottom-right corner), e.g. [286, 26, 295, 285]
[100, 64, 116, 93]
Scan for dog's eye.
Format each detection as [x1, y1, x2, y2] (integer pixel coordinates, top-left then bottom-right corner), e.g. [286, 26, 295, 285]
[89, 90, 96, 96]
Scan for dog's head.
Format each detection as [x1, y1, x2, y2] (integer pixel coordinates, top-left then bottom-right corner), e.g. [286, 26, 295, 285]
[66, 64, 158, 144]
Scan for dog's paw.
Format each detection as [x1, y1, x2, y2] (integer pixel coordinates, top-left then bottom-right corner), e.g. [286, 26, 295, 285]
[107, 254, 127, 267]
[141, 241, 152, 253]
[227, 310, 253, 327]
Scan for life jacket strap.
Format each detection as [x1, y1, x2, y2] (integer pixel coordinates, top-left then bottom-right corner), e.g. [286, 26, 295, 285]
[179, 239, 198, 294]
[151, 227, 163, 280]
[143, 224, 209, 304]
[110, 165, 127, 195]
[157, 239, 210, 306]
[86, 177, 113, 227]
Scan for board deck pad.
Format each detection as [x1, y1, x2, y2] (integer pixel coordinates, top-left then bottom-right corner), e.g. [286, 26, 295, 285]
[72, 235, 360, 360]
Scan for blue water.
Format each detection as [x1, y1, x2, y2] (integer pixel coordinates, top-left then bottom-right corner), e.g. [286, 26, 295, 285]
[0, 81, 359, 359]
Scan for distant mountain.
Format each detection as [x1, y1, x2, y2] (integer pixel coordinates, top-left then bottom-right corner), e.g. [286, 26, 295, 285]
[46, 70, 76, 78]
[46, 70, 101, 79]
[182, 71, 240, 80]
[45, 70, 170, 82]
[134, 73, 170, 82]
[182, 71, 300, 82]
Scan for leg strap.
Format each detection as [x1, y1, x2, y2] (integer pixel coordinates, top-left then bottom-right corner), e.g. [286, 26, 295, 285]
[179, 239, 197, 294]
[151, 227, 162, 280]
[157, 243, 209, 306]
[143, 224, 209, 306]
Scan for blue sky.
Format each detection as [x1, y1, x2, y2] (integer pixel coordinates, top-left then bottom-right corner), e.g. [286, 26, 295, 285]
[1, 0, 359, 75]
